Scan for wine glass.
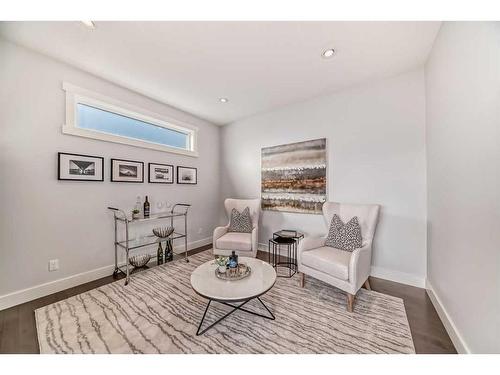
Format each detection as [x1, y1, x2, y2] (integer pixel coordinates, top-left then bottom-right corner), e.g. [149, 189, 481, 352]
[156, 200, 164, 213]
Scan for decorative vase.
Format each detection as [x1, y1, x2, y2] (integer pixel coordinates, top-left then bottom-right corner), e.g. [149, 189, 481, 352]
[218, 265, 226, 273]
[129, 253, 151, 268]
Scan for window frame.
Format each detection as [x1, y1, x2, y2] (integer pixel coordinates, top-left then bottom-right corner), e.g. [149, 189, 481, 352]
[62, 82, 199, 157]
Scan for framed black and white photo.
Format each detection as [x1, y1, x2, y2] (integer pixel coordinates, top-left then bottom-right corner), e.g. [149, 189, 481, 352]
[58, 152, 104, 181]
[148, 163, 174, 184]
[111, 158, 144, 183]
[177, 166, 197, 184]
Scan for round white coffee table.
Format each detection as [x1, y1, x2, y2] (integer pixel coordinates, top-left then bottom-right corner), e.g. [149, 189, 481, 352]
[190, 257, 277, 335]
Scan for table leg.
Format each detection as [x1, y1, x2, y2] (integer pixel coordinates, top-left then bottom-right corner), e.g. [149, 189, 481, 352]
[184, 213, 189, 263]
[293, 240, 297, 272]
[125, 220, 130, 286]
[196, 297, 275, 336]
[288, 243, 291, 278]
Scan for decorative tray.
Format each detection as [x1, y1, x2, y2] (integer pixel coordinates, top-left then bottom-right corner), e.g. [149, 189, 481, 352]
[215, 264, 252, 281]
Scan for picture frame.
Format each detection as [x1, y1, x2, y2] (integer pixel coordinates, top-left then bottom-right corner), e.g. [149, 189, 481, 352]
[177, 166, 197, 185]
[148, 162, 174, 184]
[58, 152, 104, 181]
[111, 158, 144, 183]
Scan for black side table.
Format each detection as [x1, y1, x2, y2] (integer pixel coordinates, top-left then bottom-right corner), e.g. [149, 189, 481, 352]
[269, 230, 304, 278]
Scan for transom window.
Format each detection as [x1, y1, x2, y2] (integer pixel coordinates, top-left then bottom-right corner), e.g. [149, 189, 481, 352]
[63, 82, 198, 157]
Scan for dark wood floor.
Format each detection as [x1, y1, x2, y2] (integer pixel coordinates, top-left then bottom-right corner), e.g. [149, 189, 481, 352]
[0, 245, 456, 354]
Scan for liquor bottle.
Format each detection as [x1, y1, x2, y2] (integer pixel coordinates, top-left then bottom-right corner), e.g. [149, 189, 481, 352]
[229, 251, 238, 268]
[143, 196, 150, 218]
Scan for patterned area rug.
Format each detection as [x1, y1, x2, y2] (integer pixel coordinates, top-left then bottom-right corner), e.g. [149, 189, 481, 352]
[35, 250, 415, 353]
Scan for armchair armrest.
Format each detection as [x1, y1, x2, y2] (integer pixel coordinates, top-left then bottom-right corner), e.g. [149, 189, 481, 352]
[251, 226, 258, 251]
[298, 236, 326, 263]
[213, 225, 229, 247]
[349, 243, 372, 290]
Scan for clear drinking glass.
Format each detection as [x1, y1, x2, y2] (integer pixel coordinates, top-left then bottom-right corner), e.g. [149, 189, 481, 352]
[156, 200, 164, 213]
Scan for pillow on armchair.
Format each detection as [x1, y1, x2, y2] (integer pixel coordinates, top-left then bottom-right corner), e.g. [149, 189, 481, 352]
[325, 214, 362, 251]
[227, 207, 253, 233]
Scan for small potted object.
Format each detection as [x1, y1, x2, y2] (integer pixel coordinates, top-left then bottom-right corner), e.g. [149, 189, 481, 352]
[214, 256, 228, 273]
[132, 209, 141, 220]
[238, 263, 248, 274]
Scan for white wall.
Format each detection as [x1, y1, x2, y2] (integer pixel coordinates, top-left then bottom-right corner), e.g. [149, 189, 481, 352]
[221, 69, 427, 286]
[0, 39, 221, 307]
[425, 22, 500, 353]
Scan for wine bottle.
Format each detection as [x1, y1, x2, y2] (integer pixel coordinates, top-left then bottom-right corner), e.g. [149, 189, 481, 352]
[157, 241, 164, 265]
[144, 196, 150, 217]
[165, 238, 173, 261]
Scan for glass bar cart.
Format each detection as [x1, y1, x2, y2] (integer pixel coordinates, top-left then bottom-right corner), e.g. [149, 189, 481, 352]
[107, 203, 191, 285]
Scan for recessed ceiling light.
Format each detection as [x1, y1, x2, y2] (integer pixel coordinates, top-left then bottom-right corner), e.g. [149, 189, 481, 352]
[321, 48, 335, 59]
[81, 21, 96, 30]
[219, 98, 229, 103]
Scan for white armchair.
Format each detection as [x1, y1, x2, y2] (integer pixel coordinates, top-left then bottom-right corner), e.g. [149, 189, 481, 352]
[213, 198, 260, 258]
[298, 202, 380, 312]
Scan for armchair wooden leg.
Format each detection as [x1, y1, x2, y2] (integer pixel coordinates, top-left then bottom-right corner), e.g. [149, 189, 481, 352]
[300, 272, 305, 288]
[347, 293, 355, 313]
[363, 278, 371, 291]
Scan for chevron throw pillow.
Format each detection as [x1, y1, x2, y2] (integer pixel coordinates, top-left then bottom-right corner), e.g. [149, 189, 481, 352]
[228, 207, 253, 233]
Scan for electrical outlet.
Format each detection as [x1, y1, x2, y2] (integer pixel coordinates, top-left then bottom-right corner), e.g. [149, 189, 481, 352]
[48, 259, 59, 272]
[198, 227, 203, 234]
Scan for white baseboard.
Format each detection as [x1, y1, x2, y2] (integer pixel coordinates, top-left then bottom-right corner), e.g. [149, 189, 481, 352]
[0, 265, 115, 311]
[258, 242, 268, 251]
[260, 242, 426, 288]
[370, 265, 426, 288]
[258, 242, 297, 257]
[426, 280, 470, 354]
[0, 237, 212, 311]
[173, 236, 212, 254]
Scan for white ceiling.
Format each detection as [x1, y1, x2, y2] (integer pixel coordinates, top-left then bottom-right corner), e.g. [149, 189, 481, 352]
[0, 21, 441, 125]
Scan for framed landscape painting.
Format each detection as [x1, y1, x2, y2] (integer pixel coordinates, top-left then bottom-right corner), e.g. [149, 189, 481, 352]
[261, 138, 327, 214]
[177, 166, 197, 184]
[148, 163, 174, 183]
[58, 152, 104, 181]
[111, 158, 144, 183]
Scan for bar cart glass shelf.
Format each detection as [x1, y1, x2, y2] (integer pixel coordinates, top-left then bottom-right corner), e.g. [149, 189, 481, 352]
[108, 203, 191, 285]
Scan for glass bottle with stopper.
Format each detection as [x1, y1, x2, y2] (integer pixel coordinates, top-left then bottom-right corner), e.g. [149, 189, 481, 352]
[134, 196, 141, 213]
[229, 251, 238, 268]
[132, 196, 142, 219]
